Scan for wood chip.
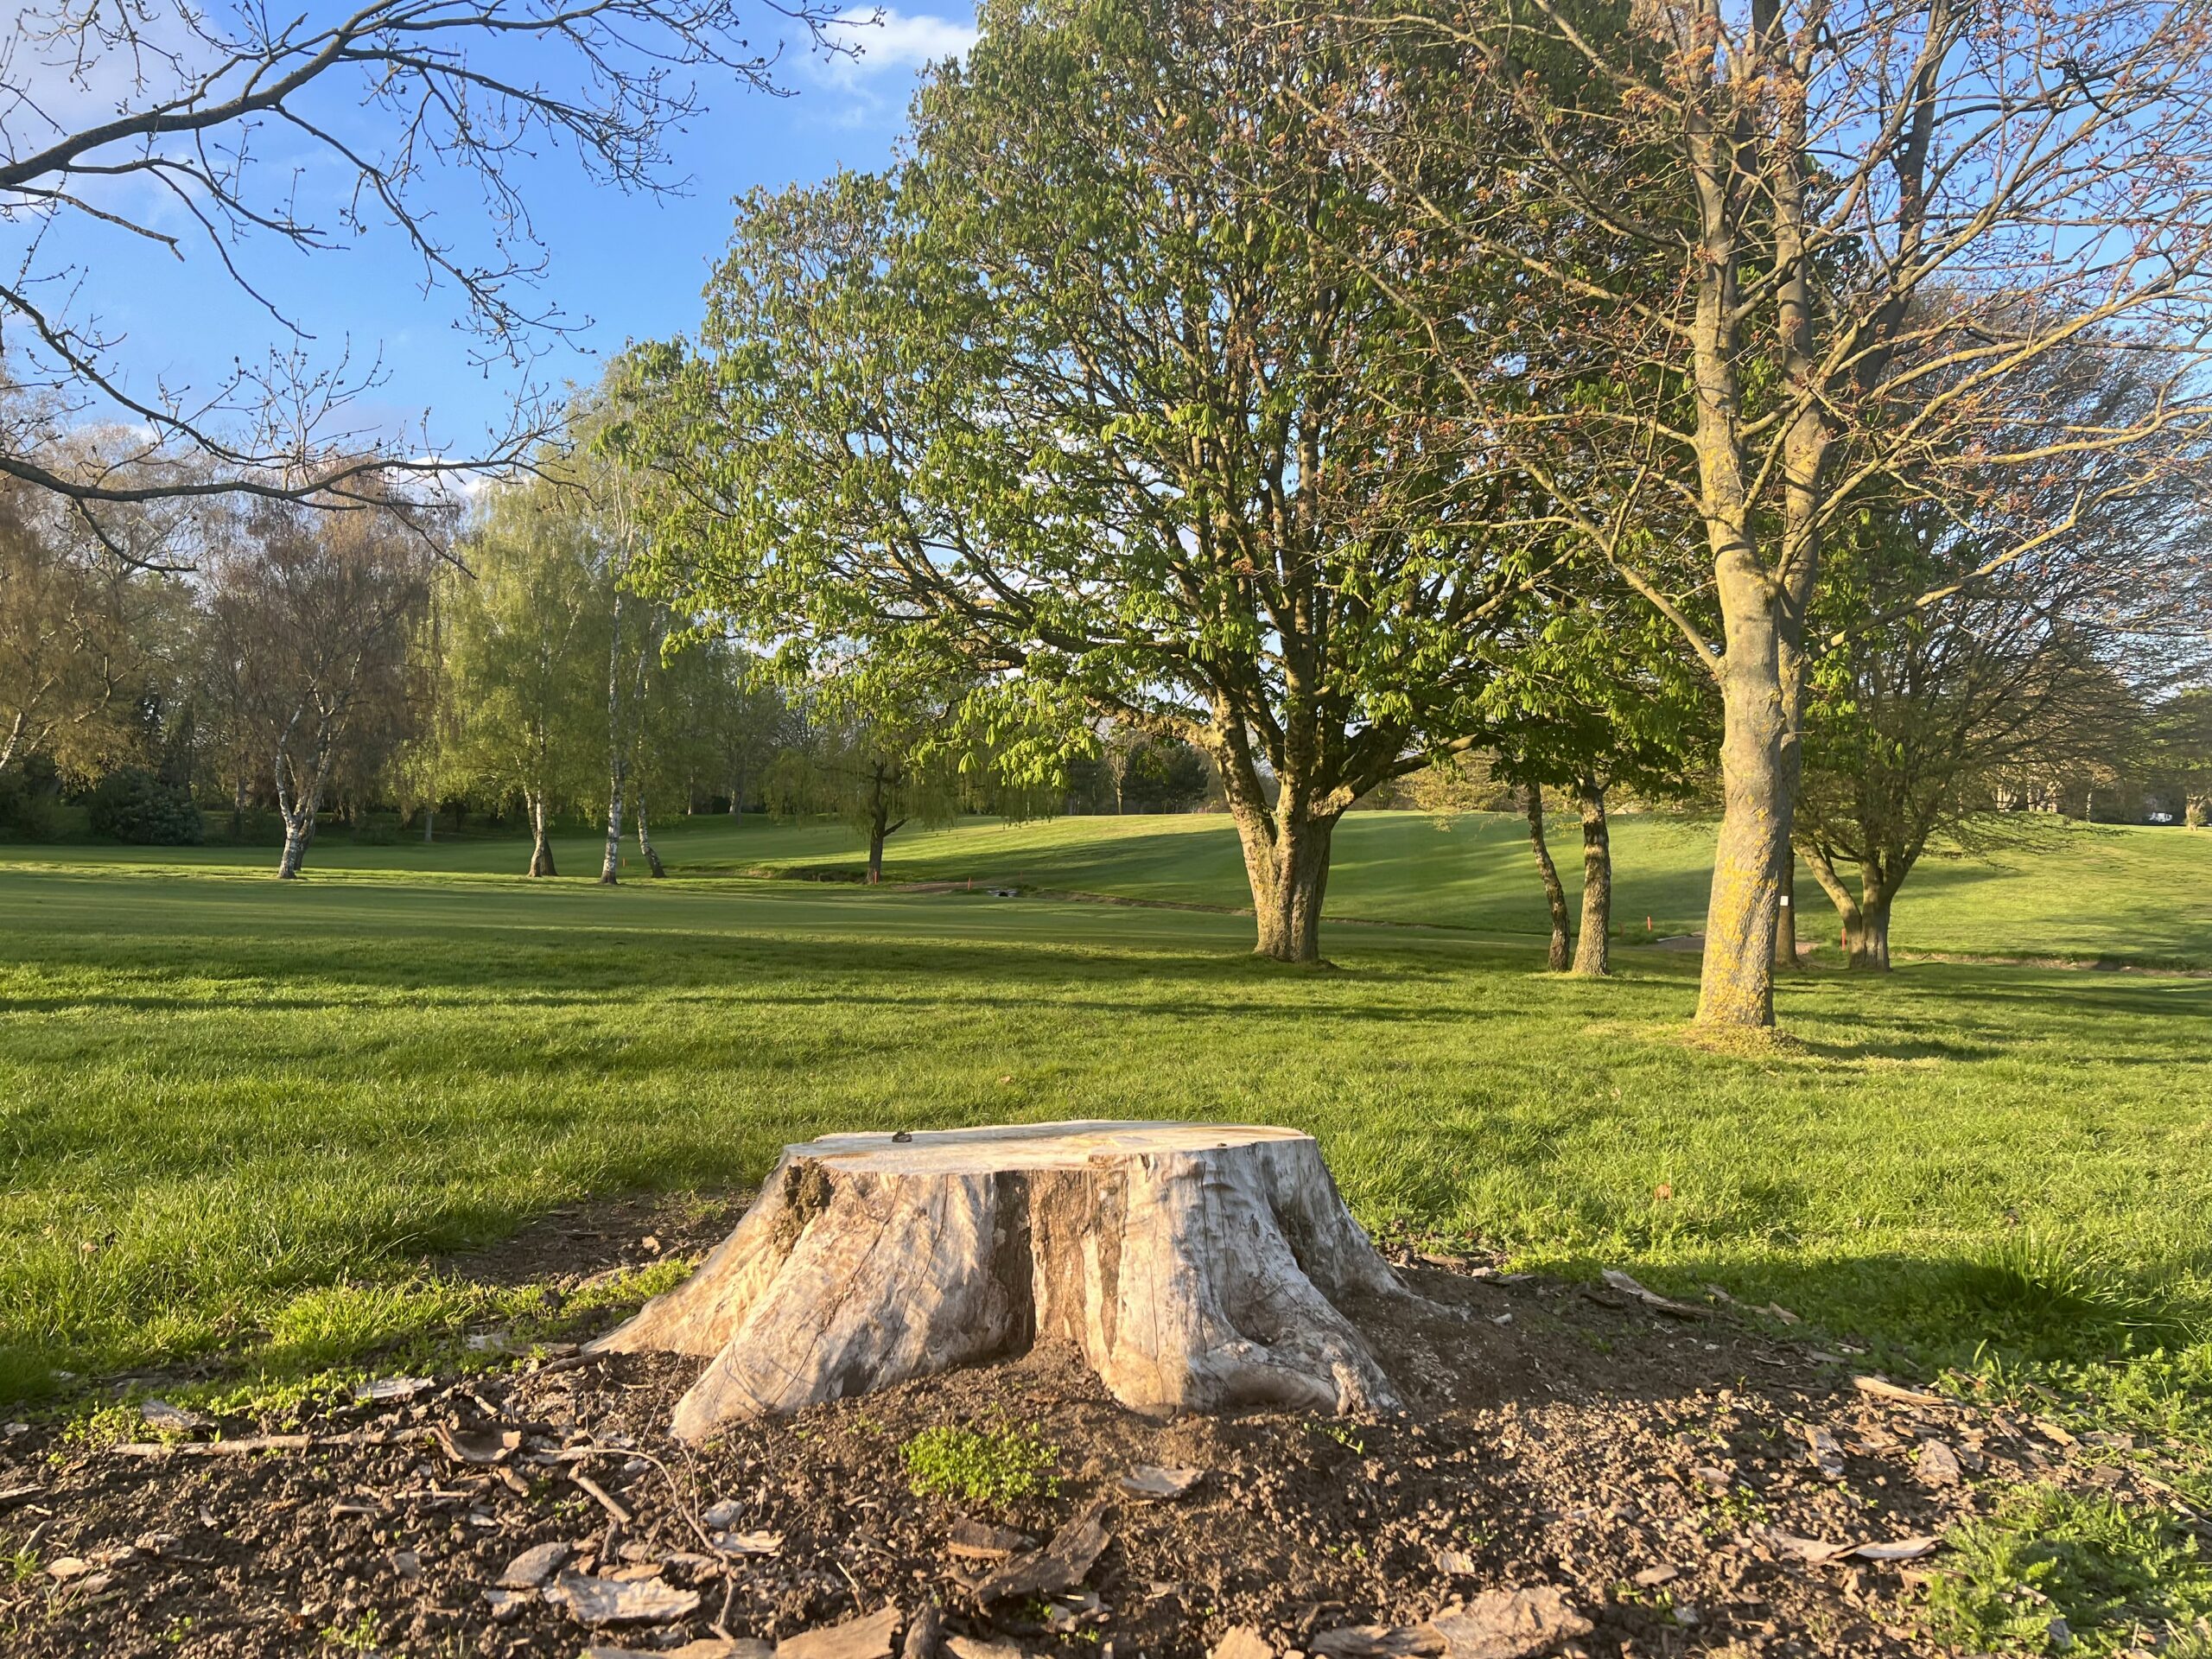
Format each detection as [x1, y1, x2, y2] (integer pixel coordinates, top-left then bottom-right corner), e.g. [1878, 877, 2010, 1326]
[434, 1423, 522, 1465]
[946, 1518, 1033, 1560]
[1851, 1535, 1940, 1562]
[1435, 1547, 1479, 1575]
[2034, 1417, 2079, 1447]
[572, 1473, 632, 1526]
[775, 1605, 902, 1659]
[1117, 1465, 1204, 1500]
[1802, 1424, 1846, 1478]
[709, 1529, 783, 1557]
[1915, 1440, 1963, 1487]
[943, 1639, 1026, 1659]
[900, 1602, 943, 1659]
[1428, 1586, 1595, 1659]
[1759, 1527, 1942, 1565]
[972, 1499, 1110, 1603]
[498, 1540, 572, 1588]
[1632, 1565, 1681, 1587]
[1211, 1629, 1277, 1659]
[138, 1399, 207, 1431]
[1308, 1626, 1445, 1658]
[1599, 1269, 1713, 1319]
[353, 1376, 434, 1402]
[1759, 1529, 1857, 1565]
[482, 1587, 533, 1620]
[544, 1570, 701, 1625]
[1853, 1375, 1942, 1407]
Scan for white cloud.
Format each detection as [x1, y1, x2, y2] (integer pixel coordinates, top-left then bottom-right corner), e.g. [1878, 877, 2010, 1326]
[833, 7, 977, 67]
[810, 7, 977, 108]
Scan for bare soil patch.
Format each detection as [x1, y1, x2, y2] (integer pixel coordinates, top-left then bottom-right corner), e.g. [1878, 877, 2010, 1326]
[0, 1203, 2178, 1658]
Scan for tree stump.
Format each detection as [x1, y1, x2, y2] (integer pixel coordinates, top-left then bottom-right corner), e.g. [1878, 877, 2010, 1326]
[593, 1121, 1403, 1440]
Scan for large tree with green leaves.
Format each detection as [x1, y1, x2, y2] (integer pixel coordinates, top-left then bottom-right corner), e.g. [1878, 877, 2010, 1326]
[610, 0, 1554, 963]
[432, 480, 608, 876]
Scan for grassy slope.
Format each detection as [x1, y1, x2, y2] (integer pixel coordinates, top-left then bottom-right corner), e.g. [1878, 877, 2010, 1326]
[22, 807, 2212, 964]
[1, 829, 2208, 1429]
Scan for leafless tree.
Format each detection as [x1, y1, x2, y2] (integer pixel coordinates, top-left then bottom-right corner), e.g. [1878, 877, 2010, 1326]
[204, 483, 441, 875]
[1798, 348, 2212, 965]
[0, 0, 836, 539]
[1324, 0, 2212, 1026]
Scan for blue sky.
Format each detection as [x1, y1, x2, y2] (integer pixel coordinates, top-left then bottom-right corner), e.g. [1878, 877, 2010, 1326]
[13, 5, 975, 462]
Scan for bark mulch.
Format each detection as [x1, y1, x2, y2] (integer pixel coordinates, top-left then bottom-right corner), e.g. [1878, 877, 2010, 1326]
[0, 1198, 2182, 1659]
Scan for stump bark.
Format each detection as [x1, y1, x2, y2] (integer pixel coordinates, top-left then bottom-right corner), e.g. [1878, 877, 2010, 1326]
[593, 1121, 1403, 1440]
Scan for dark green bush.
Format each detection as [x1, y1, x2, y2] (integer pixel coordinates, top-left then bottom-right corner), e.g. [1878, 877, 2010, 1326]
[86, 767, 202, 845]
[0, 765, 64, 842]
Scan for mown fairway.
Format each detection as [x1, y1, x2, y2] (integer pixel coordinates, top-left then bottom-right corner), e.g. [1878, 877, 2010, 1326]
[2, 810, 2209, 1425]
[25, 806, 2209, 964]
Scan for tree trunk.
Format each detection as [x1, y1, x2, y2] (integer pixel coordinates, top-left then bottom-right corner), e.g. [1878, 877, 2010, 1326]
[1848, 863, 1893, 970]
[1230, 804, 1335, 965]
[1697, 581, 1792, 1027]
[527, 795, 557, 877]
[600, 587, 626, 886]
[1571, 777, 1611, 977]
[637, 801, 667, 879]
[231, 772, 247, 841]
[867, 807, 887, 886]
[594, 1121, 1404, 1440]
[1808, 848, 1899, 971]
[276, 810, 313, 879]
[1524, 785, 1571, 972]
[421, 804, 435, 844]
[599, 784, 625, 885]
[272, 715, 325, 880]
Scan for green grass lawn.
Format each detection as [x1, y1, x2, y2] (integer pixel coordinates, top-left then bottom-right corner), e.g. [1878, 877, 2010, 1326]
[20, 805, 2211, 964]
[1, 821, 2209, 1447]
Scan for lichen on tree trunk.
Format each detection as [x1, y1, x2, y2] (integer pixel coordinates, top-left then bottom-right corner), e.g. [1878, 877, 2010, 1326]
[594, 1122, 1404, 1440]
[1231, 802, 1336, 965]
[1571, 778, 1611, 977]
[1697, 573, 1791, 1027]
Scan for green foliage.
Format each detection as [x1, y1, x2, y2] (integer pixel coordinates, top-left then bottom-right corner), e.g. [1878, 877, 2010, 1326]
[0, 760, 67, 842]
[430, 476, 612, 832]
[1923, 1485, 2212, 1656]
[85, 767, 201, 845]
[901, 1422, 1061, 1508]
[1117, 739, 1211, 814]
[606, 0, 1565, 906]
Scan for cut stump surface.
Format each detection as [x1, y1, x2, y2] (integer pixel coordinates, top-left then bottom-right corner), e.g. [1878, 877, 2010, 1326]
[593, 1121, 1402, 1439]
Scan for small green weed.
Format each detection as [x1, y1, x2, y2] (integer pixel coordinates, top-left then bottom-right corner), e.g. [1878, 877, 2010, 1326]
[321, 1610, 383, 1654]
[1310, 1421, 1367, 1455]
[900, 1423, 1059, 1509]
[1922, 1484, 2212, 1656]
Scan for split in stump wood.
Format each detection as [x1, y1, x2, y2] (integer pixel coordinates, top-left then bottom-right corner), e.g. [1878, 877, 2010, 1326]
[592, 1121, 1403, 1439]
